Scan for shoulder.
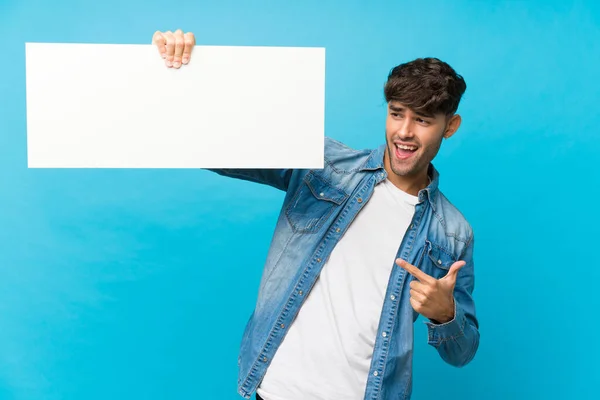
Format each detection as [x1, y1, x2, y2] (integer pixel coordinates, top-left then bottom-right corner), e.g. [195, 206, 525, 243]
[292, 137, 377, 196]
[323, 137, 378, 173]
[433, 190, 474, 246]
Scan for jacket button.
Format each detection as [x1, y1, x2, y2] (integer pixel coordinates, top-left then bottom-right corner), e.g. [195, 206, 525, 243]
[357, 198, 363, 203]
[317, 258, 322, 262]
[299, 290, 303, 296]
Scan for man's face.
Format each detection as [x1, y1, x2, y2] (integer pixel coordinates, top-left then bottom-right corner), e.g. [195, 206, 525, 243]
[384, 101, 460, 180]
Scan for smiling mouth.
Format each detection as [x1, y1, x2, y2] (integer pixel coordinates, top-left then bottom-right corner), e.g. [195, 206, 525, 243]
[394, 143, 418, 160]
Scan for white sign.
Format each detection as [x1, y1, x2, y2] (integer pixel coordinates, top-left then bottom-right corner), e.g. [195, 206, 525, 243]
[25, 43, 325, 169]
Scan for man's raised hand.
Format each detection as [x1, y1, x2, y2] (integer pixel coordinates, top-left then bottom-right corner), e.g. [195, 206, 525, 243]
[152, 29, 196, 68]
[396, 258, 466, 324]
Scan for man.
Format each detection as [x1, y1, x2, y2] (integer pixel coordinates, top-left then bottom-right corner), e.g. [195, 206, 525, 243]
[152, 30, 480, 400]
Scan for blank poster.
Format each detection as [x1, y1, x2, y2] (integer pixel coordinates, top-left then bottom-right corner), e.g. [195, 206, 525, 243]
[25, 43, 325, 169]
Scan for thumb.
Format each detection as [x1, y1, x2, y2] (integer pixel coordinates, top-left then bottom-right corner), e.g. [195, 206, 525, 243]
[444, 261, 466, 283]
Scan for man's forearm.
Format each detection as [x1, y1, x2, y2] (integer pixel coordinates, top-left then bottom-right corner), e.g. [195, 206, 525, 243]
[206, 168, 296, 192]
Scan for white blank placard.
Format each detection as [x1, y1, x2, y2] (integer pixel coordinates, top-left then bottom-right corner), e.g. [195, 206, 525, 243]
[25, 43, 325, 169]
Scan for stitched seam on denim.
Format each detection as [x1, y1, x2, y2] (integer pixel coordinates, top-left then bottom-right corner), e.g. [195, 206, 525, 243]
[242, 205, 344, 392]
[324, 147, 382, 174]
[327, 176, 381, 399]
[306, 172, 348, 204]
[325, 157, 363, 174]
[445, 231, 470, 244]
[439, 329, 465, 342]
[258, 235, 333, 387]
[377, 256, 409, 399]
[462, 332, 479, 363]
[374, 190, 424, 399]
[436, 311, 467, 342]
[415, 243, 427, 269]
[283, 182, 305, 232]
[284, 175, 340, 234]
[242, 171, 374, 394]
[459, 233, 474, 259]
[431, 206, 447, 230]
[217, 169, 288, 191]
[427, 241, 458, 269]
[240, 253, 317, 389]
[356, 177, 385, 399]
[401, 202, 423, 257]
[259, 229, 295, 292]
[402, 372, 413, 400]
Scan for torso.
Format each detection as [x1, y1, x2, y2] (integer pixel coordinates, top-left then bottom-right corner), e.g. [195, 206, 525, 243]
[257, 178, 419, 400]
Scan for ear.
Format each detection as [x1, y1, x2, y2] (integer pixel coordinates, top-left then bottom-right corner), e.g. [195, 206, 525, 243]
[443, 114, 462, 139]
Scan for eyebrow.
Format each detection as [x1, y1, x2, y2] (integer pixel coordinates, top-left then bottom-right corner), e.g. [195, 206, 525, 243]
[389, 105, 434, 119]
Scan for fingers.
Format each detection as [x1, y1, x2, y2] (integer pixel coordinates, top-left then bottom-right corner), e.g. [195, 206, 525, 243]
[182, 32, 195, 64]
[162, 31, 175, 67]
[409, 288, 427, 304]
[154, 30, 195, 68]
[396, 259, 434, 284]
[172, 29, 185, 68]
[152, 31, 167, 59]
[409, 280, 428, 295]
[409, 297, 423, 313]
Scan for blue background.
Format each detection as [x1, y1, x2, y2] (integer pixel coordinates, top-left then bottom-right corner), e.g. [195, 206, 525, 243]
[1, 0, 599, 399]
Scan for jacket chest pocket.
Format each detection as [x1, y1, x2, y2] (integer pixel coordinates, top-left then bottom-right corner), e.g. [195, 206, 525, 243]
[424, 240, 458, 279]
[285, 172, 348, 234]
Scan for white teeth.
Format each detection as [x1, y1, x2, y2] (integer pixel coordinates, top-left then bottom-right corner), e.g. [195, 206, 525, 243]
[397, 144, 417, 151]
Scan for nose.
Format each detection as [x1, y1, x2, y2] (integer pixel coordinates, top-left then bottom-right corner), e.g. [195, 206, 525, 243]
[396, 118, 415, 139]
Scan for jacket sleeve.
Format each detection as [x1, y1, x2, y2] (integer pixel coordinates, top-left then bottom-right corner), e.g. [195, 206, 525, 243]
[206, 168, 296, 192]
[425, 235, 480, 367]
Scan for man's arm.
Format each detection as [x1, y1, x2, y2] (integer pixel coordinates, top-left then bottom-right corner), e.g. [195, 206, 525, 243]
[206, 168, 295, 192]
[397, 236, 480, 367]
[424, 236, 480, 367]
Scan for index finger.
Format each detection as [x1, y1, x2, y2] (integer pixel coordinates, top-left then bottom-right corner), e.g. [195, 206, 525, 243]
[152, 31, 166, 58]
[396, 259, 434, 283]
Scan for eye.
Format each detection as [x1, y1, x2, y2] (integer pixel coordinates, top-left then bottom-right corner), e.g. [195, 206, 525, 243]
[416, 118, 430, 125]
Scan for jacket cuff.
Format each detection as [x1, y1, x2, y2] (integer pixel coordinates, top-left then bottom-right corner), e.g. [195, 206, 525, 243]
[426, 298, 467, 346]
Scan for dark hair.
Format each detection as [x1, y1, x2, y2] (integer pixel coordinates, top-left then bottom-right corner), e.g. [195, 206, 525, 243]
[384, 57, 466, 116]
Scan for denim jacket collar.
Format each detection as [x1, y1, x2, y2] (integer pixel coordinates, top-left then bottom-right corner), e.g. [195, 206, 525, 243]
[360, 143, 440, 212]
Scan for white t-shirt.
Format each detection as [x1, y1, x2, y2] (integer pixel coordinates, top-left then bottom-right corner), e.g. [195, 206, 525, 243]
[257, 178, 419, 400]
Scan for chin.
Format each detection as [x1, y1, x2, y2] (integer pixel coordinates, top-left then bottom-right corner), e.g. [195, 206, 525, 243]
[391, 163, 418, 177]
[387, 146, 418, 174]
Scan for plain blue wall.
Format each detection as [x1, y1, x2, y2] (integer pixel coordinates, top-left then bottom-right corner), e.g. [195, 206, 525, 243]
[1, 0, 599, 399]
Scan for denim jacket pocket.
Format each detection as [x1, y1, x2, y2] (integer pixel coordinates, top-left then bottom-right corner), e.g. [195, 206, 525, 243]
[426, 240, 457, 279]
[285, 171, 348, 234]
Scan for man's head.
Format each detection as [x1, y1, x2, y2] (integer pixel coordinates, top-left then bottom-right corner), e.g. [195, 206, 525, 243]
[383, 57, 466, 192]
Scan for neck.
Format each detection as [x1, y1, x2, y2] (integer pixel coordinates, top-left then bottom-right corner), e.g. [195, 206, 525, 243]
[384, 153, 430, 197]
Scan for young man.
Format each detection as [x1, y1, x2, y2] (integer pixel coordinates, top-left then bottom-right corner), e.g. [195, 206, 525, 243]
[152, 30, 480, 400]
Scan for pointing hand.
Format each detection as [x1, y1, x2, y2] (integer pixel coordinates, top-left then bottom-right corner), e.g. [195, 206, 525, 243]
[396, 258, 465, 323]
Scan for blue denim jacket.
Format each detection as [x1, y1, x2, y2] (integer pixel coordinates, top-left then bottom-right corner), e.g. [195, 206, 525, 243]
[210, 137, 479, 399]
